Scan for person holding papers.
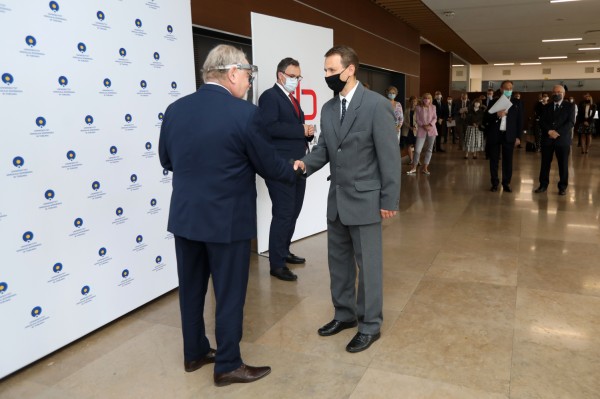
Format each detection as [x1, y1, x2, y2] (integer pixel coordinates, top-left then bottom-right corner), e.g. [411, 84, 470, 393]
[483, 80, 523, 193]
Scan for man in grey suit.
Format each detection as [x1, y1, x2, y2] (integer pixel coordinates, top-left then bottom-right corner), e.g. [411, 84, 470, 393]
[298, 45, 401, 353]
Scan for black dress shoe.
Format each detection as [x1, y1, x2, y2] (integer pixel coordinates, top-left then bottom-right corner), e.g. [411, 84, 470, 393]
[270, 266, 297, 281]
[184, 348, 216, 372]
[214, 364, 271, 387]
[534, 186, 547, 193]
[285, 253, 305, 264]
[503, 185, 512, 193]
[317, 319, 357, 336]
[559, 189, 566, 196]
[346, 332, 381, 353]
[490, 186, 498, 192]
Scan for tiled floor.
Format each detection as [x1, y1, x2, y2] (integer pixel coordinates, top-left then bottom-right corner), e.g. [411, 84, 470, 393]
[2, 143, 600, 399]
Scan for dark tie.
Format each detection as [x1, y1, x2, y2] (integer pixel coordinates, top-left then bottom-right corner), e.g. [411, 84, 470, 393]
[554, 103, 558, 112]
[289, 93, 299, 118]
[341, 98, 347, 123]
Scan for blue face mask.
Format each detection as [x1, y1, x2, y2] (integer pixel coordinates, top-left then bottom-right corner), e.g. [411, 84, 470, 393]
[503, 90, 512, 98]
[388, 93, 396, 100]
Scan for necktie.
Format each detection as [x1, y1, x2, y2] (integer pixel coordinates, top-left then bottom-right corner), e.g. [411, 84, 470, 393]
[289, 93, 299, 118]
[341, 98, 347, 123]
[554, 103, 558, 112]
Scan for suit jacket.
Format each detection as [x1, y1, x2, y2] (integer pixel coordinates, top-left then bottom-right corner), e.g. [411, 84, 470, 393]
[415, 105, 438, 137]
[456, 99, 471, 121]
[258, 84, 310, 161]
[158, 83, 296, 243]
[302, 83, 400, 226]
[576, 102, 597, 125]
[540, 101, 575, 146]
[483, 96, 523, 143]
[439, 101, 453, 120]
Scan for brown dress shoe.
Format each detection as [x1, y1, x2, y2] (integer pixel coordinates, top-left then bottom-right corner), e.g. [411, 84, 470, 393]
[214, 364, 271, 387]
[184, 348, 216, 372]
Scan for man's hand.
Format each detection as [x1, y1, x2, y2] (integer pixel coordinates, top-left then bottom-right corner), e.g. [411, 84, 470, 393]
[303, 124, 315, 137]
[497, 110, 507, 118]
[293, 160, 305, 173]
[548, 130, 560, 139]
[380, 209, 397, 219]
[514, 138, 521, 147]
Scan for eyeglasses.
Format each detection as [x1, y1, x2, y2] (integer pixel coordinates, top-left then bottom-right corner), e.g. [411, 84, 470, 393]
[208, 63, 258, 84]
[280, 71, 303, 82]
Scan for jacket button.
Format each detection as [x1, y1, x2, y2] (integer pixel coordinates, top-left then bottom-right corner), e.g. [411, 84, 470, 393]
[337, 148, 341, 152]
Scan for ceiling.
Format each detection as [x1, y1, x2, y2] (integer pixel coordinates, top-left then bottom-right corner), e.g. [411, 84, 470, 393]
[373, 0, 600, 65]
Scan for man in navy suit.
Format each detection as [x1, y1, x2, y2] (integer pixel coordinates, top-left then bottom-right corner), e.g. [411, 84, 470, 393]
[159, 44, 299, 387]
[258, 58, 314, 282]
[483, 80, 523, 192]
[534, 85, 575, 195]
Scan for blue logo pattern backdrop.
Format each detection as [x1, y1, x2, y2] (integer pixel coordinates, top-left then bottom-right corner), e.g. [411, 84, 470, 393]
[0, 0, 194, 378]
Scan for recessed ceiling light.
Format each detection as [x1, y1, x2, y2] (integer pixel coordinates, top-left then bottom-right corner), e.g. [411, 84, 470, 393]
[577, 60, 600, 63]
[521, 62, 542, 65]
[494, 63, 514, 66]
[550, 0, 581, 3]
[542, 38, 582, 42]
[578, 47, 600, 51]
[442, 11, 455, 17]
[451, 64, 464, 67]
[538, 56, 568, 59]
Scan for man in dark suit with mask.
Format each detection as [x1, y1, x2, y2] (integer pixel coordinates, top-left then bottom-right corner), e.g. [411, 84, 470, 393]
[258, 58, 314, 281]
[298, 45, 400, 354]
[483, 80, 523, 193]
[534, 85, 575, 195]
[159, 44, 300, 387]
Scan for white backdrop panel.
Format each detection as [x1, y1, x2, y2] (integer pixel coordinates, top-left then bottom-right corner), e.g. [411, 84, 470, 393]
[0, 0, 194, 378]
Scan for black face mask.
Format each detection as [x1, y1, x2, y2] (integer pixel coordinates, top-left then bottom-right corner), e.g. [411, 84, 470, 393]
[552, 94, 563, 102]
[325, 69, 348, 93]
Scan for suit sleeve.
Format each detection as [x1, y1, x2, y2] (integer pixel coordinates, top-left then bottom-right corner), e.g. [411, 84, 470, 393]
[258, 90, 305, 140]
[301, 106, 331, 176]
[245, 109, 296, 184]
[373, 97, 401, 211]
[158, 104, 173, 171]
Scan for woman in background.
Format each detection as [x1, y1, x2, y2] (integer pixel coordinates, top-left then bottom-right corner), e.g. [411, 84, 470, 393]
[464, 99, 486, 159]
[577, 93, 597, 154]
[401, 95, 418, 164]
[407, 93, 437, 175]
[386, 86, 403, 142]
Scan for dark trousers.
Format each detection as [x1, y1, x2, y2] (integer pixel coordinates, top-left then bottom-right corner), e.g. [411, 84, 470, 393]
[266, 177, 306, 269]
[435, 122, 444, 150]
[174, 236, 250, 373]
[489, 135, 515, 187]
[539, 142, 570, 190]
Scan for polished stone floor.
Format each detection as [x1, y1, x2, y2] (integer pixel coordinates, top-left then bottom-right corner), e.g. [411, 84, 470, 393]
[2, 143, 600, 399]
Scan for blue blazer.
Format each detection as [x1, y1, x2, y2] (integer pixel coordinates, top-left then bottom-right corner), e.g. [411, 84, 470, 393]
[540, 101, 575, 146]
[158, 84, 296, 243]
[258, 84, 310, 160]
[483, 97, 523, 143]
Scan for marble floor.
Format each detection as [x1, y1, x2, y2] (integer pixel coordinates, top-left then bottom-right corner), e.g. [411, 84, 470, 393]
[2, 142, 600, 399]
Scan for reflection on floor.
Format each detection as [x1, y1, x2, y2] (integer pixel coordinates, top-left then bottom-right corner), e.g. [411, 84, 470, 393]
[2, 144, 599, 399]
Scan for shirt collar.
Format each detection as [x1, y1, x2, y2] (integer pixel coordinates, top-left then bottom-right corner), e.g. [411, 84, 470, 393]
[205, 81, 232, 95]
[276, 82, 292, 98]
[339, 80, 359, 105]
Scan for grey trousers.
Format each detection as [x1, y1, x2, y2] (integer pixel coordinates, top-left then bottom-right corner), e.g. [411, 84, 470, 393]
[413, 135, 436, 166]
[327, 217, 383, 335]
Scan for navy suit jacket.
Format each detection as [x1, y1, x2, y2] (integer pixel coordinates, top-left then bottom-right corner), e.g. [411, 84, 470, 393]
[483, 97, 523, 143]
[258, 84, 310, 160]
[540, 101, 575, 146]
[158, 83, 296, 243]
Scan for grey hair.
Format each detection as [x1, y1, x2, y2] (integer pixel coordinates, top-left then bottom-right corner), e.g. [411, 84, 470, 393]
[202, 44, 247, 82]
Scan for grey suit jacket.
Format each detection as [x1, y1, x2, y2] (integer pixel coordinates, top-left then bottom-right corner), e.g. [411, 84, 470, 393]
[302, 83, 401, 226]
